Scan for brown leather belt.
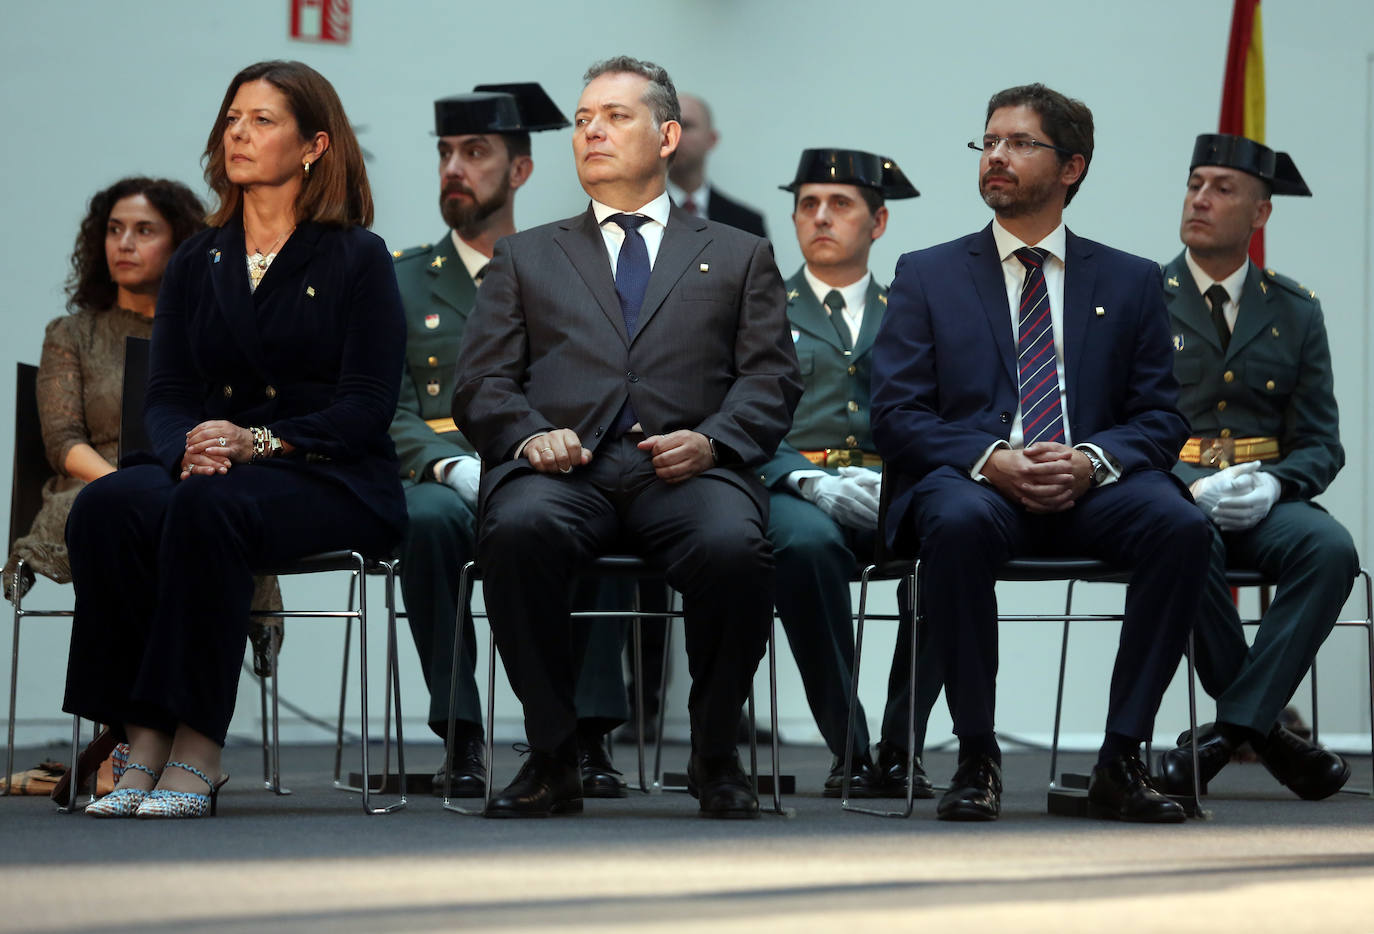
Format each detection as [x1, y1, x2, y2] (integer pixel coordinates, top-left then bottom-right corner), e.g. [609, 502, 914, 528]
[425, 417, 459, 434]
[798, 449, 882, 469]
[1178, 436, 1279, 469]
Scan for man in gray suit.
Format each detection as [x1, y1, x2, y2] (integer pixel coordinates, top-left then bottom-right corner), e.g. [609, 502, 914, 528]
[453, 56, 802, 819]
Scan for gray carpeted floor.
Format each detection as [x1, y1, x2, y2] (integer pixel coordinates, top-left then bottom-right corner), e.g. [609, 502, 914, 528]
[3, 739, 1373, 932]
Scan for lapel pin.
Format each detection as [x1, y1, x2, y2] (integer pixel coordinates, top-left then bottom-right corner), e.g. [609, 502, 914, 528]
[1166, 276, 1179, 287]
[1095, 306, 1106, 317]
[431, 255, 446, 269]
[424, 313, 440, 330]
[210, 249, 221, 264]
[1173, 334, 1185, 350]
[305, 286, 316, 298]
[878, 294, 888, 305]
[787, 289, 800, 301]
[1259, 281, 1268, 295]
[699, 263, 709, 273]
[790, 328, 800, 343]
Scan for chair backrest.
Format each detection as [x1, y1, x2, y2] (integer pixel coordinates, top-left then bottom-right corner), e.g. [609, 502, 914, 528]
[118, 336, 152, 463]
[9, 363, 53, 553]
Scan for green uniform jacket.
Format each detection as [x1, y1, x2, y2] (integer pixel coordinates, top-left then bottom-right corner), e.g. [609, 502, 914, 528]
[388, 233, 479, 482]
[1163, 251, 1343, 500]
[757, 267, 887, 487]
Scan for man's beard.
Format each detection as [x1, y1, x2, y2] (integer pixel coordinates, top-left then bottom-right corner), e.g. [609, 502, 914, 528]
[440, 175, 512, 235]
[979, 168, 1058, 218]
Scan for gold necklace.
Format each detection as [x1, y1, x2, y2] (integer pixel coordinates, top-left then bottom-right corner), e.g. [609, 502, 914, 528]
[246, 226, 295, 272]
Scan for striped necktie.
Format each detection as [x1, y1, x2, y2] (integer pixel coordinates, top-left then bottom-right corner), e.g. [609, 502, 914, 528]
[1014, 247, 1064, 445]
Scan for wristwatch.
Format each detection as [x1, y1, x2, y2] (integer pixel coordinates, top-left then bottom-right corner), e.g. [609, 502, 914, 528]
[1079, 447, 1110, 486]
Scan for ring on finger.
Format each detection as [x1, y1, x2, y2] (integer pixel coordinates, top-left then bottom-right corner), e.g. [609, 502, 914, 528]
[218, 436, 227, 447]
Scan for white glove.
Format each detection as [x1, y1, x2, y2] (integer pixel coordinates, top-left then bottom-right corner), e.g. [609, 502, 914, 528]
[1211, 470, 1280, 531]
[442, 455, 481, 508]
[840, 465, 882, 497]
[800, 471, 880, 531]
[1189, 461, 1259, 514]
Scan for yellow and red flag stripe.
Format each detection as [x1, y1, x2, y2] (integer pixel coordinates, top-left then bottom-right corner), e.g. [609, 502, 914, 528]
[1219, 0, 1266, 265]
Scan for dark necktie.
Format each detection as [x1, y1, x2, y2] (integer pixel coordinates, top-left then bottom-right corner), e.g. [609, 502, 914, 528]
[823, 289, 853, 351]
[474, 263, 489, 286]
[1205, 283, 1231, 351]
[608, 213, 652, 435]
[1014, 247, 1065, 445]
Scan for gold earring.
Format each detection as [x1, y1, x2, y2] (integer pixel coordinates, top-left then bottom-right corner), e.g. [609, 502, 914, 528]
[303, 160, 312, 177]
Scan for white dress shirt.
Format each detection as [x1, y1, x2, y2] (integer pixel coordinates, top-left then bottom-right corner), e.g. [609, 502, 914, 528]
[592, 191, 672, 275]
[667, 178, 710, 217]
[450, 230, 491, 282]
[1184, 250, 1248, 333]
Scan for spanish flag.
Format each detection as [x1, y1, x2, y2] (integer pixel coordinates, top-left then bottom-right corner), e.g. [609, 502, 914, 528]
[1219, 0, 1266, 265]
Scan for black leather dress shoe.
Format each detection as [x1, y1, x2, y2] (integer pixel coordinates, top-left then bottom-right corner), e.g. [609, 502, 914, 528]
[936, 755, 1001, 821]
[823, 751, 880, 798]
[1157, 722, 1233, 796]
[484, 749, 583, 818]
[687, 752, 760, 819]
[579, 733, 628, 798]
[431, 736, 487, 797]
[1258, 724, 1350, 800]
[1088, 754, 1186, 823]
[874, 742, 935, 799]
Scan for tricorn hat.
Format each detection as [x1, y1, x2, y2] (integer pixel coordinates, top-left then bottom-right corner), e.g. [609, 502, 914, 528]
[1190, 133, 1311, 197]
[433, 82, 569, 136]
[780, 148, 919, 199]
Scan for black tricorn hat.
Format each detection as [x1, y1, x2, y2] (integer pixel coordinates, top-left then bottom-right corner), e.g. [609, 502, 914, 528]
[1190, 133, 1311, 197]
[473, 82, 570, 132]
[434, 91, 522, 137]
[779, 148, 919, 199]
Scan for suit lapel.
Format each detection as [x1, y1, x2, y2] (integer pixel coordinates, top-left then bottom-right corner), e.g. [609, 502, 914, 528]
[967, 224, 1016, 386]
[426, 237, 476, 315]
[1163, 251, 1224, 355]
[1061, 229, 1097, 415]
[851, 278, 887, 359]
[635, 205, 711, 343]
[554, 208, 627, 342]
[784, 268, 845, 353]
[1227, 262, 1272, 359]
[205, 220, 267, 373]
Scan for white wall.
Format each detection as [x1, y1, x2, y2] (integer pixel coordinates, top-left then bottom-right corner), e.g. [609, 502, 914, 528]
[3, 0, 1370, 755]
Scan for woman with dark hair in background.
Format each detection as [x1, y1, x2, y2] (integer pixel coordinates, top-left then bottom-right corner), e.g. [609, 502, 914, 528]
[4, 177, 204, 598]
[64, 60, 407, 819]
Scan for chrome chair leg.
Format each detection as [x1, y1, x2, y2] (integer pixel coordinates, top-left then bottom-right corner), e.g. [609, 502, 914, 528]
[1048, 581, 1075, 787]
[4, 571, 22, 797]
[444, 561, 485, 816]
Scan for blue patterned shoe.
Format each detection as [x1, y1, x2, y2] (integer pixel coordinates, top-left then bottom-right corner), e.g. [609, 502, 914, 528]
[110, 743, 131, 783]
[86, 763, 160, 818]
[134, 761, 227, 819]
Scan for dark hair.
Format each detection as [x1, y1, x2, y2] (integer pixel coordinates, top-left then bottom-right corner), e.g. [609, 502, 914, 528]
[792, 186, 885, 215]
[500, 132, 532, 161]
[204, 60, 373, 228]
[65, 176, 205, 314]
[583, 55, 681, 128]
[986, 83, 1094, 206]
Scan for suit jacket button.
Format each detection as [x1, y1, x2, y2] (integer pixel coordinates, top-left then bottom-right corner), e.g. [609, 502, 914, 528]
[847, 365, 857, 376]
[627, 371, 640, 383]
[1217, 400, 1227, 412]
[1219, 428, 1231, 438]
[1265, 379, 1276, 391]
[428, 356, 439, 367]
[1000, 411, 1011, 424]
[847, 400, 859, 412]
[223, 385, 233, 398]
[594, 427, 605, 437]
[1223, 370, 1235, 383]
[265, 385, 277, 399]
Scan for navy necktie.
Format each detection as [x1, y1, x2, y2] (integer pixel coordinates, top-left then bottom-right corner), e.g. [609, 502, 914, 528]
[1014, 247, 1064, 446]
[608, 213, 652, 435]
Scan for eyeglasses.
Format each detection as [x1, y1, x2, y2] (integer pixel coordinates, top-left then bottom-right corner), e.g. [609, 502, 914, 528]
[968, 136, 1074, 158]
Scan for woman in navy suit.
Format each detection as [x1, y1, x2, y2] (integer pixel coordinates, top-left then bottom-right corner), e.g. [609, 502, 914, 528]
[64, 60, 406, 818]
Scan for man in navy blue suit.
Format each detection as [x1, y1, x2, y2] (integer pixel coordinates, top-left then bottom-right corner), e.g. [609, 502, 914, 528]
[870, 84, 1210, 823]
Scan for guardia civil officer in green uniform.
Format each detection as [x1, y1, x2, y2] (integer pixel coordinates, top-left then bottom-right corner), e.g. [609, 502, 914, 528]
[763, 149, 930, 797]
[1157, 134, 1357, 799]
[392, 84, 629, 797]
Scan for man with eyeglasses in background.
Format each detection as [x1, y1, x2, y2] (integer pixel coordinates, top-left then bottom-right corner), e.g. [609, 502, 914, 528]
[870, 83, 1209, 823]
